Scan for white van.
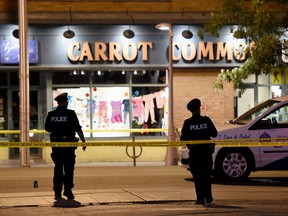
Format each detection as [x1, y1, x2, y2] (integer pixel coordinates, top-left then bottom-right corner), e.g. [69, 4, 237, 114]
[179, 95, 288, 180]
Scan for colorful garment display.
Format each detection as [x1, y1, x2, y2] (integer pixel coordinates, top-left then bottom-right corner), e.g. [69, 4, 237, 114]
[111, 100, 122, 123]
[142, 94, 155, 123]
[122, 99, 130, 124]
[132, 97, 144, 124]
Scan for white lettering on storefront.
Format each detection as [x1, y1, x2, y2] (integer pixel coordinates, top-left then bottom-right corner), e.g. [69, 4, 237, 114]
[67, 42, 152, 62]
[67, 41, 248, 63]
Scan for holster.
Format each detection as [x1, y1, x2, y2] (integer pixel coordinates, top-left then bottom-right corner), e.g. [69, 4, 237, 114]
[50, 135, 78, 142]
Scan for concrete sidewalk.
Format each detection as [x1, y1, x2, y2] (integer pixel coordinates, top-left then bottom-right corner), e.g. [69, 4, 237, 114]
[2, 183, 288, 208]
[0, 187, 194, 208]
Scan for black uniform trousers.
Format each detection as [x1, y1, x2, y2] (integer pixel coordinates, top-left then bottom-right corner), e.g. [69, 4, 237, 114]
[188, 146, 213, 202]
[51, 146, 76, 194]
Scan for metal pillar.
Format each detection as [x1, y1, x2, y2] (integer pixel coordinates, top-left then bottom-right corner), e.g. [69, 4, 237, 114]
[165, 25, 178, 166]
[19, 0, 30, 167]
[155, 23, 178, 166]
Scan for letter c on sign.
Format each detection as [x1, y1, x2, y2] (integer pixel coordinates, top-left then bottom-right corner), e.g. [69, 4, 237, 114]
[67, 42, 80, 62]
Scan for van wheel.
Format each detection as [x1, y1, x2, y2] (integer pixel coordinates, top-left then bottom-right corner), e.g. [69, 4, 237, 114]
[214, 148, 252, 180]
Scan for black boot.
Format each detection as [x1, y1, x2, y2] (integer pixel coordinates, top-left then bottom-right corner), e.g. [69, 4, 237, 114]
[54, 191, 62, 200]
[64, 189, 74, 199]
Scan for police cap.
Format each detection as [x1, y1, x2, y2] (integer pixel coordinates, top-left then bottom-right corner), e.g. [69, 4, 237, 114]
[187, 98, 201, 112]
[54, 92, 68, 102]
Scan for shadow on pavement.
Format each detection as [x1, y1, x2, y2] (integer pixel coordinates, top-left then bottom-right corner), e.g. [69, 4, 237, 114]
[53, 198, 83, 208]
[206, 203, 244, 209]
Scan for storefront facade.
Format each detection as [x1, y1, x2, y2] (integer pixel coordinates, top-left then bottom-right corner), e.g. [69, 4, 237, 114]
[0, 24, 287, 163]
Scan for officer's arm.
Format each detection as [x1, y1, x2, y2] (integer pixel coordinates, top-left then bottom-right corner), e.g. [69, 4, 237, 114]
[76, 129, 86, 151]
[71, 110, 86, 150]
[208, 118, 218, 138]
[44, 113, 51, 132]
[180, 121, 189, 141]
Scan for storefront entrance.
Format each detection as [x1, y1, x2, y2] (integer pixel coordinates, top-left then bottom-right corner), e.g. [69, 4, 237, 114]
[9, 90, 42, 159]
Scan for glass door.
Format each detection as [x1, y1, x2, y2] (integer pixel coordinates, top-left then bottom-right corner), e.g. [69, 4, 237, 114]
[9, 90, 42, 159]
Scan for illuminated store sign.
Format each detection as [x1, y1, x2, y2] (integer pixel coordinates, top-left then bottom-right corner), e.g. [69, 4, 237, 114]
[173, 41, 247, 62]
[0, 40, 38, 64]
[67, 41, 248, 63]
[67, 42, 152, 62]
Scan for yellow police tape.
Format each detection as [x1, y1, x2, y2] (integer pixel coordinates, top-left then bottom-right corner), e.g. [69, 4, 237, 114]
[1, 138, 288, 147]
[1, 129, 288, 147]
[0, 129, 168, 134]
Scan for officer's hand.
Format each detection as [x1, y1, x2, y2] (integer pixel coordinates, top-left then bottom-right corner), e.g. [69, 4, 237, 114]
[82, 146, 87, 151]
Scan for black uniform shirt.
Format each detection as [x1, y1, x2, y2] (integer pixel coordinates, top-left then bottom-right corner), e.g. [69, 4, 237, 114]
[180, 113, 217, 149]
[45, 106, 82, 138]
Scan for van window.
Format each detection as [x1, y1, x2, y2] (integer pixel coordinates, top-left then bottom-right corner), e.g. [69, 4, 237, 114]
[250, 104, 288, 129]
[234, 101, 279, 125]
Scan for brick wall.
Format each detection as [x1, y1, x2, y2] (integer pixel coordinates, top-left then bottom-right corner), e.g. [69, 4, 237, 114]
[173, 68, 235, 130]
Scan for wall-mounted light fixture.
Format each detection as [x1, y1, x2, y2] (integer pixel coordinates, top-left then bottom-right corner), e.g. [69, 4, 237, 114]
[63, 7, 75, 39]
[63, 28, 75, 39]
[182, 28, 193, 39]
[12, 29, 19, 38]
[123, 29, 135, 39]
[181, 8, 194, 39]
[123, 8, 135, 39]
[155, 23, 171, 31]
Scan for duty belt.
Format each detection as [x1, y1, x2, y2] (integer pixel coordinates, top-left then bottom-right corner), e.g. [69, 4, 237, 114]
[50, 135, 76, 141]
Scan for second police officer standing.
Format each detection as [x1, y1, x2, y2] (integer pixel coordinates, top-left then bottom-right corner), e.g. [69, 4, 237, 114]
[45, 92, 86, 200]
[180, 98, 218, 205]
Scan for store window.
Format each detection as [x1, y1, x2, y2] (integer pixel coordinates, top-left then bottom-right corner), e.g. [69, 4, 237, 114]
[52, 69, 168, 138]
[132, 70, 166, 84]
[240, 69, 288, 118]
[131, 87, 167, 136]
[91, 87, 130, 137]
[52, 71, 90, 84]
[0, 72, 7, 85]
[10, 71, 40, 86]
[92, 70, 128, 84]
[0, 89, 7, 137]
[258, 74, 269, 85]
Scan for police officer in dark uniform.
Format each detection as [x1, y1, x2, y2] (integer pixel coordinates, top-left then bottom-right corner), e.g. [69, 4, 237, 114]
[45, 92, 86, 200]
[180, 98, 217, 205]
